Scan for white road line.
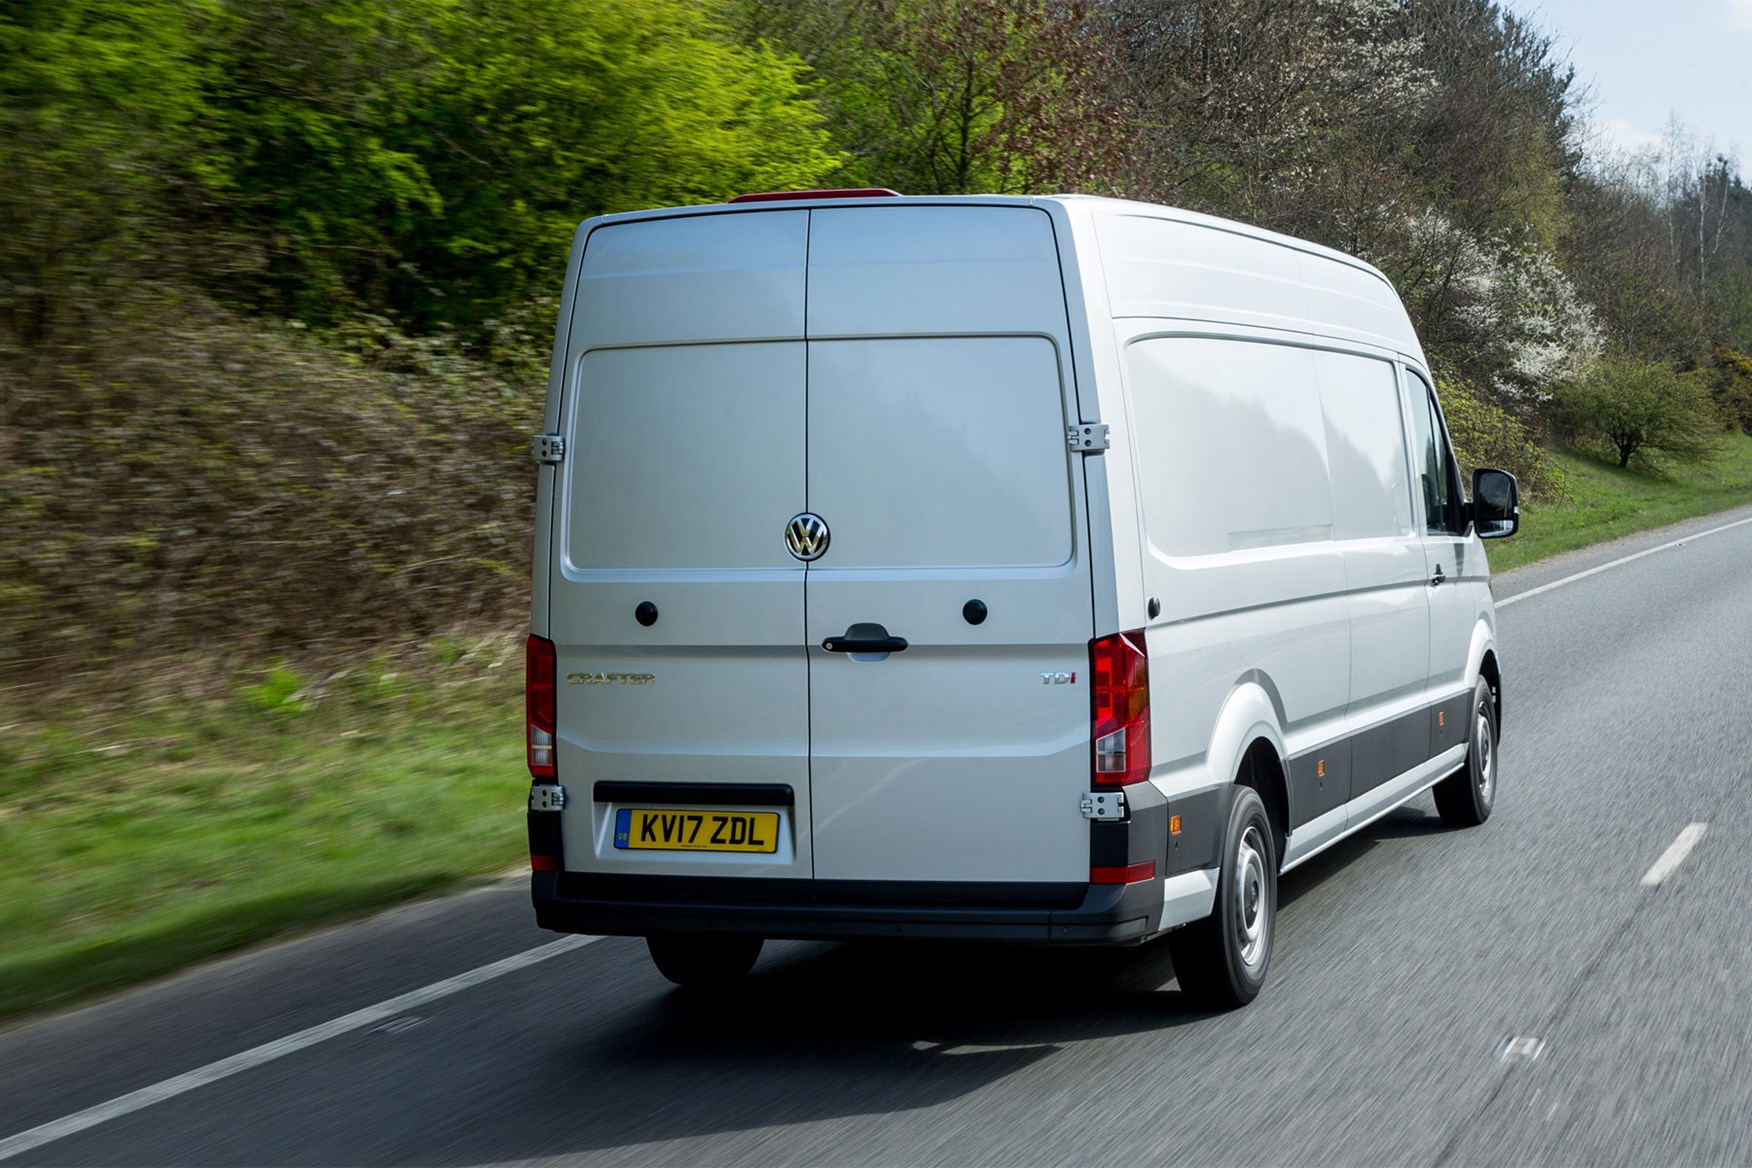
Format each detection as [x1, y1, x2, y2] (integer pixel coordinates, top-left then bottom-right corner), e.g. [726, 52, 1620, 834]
[0, 935, 598, 1163]
[1496, 515, 1752, 608]
[1641, 824, 1709, 887]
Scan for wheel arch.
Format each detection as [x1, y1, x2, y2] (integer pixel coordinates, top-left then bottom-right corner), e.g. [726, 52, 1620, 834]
[1205, 679, 1291, 871]
[1478, 648, 1502, 735]
[1238, 738, 1289, 872]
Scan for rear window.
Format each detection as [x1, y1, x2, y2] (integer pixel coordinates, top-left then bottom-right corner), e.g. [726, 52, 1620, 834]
[563, 342, 804, 571]
[807, 337, 1074, 569]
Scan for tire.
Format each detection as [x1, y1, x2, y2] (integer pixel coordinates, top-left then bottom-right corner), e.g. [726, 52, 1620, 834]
[1433, 676, 1496, 828]
[645, 933, 763, 989]
[1168, 784, 1276, 1009]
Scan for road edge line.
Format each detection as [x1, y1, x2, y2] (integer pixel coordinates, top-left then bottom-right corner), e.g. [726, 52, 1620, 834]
[1497, 515, 1752, 609]
[0, 935, 597, 1163]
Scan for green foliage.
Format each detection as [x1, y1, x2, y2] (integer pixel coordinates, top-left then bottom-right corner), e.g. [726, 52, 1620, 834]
[0, 635, 526, 1022]
[1484, 432, 1752, 573]
[202, 0, 840, 330]
[1435, 375, 1565, 502]
[1554, 355, 1721, 470]
[238, 662, 309, 719]
[0, 299, 537, 680]
[0, 0, 227, 351]
[739, 0, 1125, 196]
[1710, 347, 1752, 433]
[6, 0, 1752, 698]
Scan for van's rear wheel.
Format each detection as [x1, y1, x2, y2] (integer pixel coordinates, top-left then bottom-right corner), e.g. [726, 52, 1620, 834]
[1169, 785, 1276, 1009]
[1433, 677, 1496, 828]
[646, 933, 763, 989]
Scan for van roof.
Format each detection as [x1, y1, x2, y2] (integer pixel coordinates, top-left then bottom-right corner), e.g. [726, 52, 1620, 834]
[574, 193, 1418, 359]
[580, 192, 1396, 288]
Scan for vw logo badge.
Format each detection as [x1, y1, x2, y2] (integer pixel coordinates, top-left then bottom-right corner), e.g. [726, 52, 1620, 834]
[785, 513, 830, 561]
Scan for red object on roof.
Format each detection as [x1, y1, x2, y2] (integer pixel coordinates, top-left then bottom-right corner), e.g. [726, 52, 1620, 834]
[729, 188, 902, 203]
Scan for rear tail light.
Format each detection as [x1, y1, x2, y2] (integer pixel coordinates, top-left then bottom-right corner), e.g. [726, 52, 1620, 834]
[1091, 629, 1150, 787]
[526, 633, 556, 778]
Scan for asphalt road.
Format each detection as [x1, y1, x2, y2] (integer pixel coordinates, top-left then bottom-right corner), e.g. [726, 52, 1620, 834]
[4, 504, 1752, 1166]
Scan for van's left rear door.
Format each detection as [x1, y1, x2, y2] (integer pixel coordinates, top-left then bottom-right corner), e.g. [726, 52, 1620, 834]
[547, 211, 812, 881]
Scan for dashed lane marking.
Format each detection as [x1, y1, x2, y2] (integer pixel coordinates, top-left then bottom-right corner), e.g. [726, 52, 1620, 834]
[0, 935, 598, 1162]
[1641, 823, 1709, 887]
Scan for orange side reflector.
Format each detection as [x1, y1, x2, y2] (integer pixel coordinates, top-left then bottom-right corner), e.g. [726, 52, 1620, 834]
[1169, 815, 1182, 835]
[1438, 711, 1446, 728]
[1317, 759, 1325, 778]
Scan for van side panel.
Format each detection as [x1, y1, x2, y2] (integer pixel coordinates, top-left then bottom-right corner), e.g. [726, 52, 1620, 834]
[1310, 350, 1431, 799]
[1090, 205, 1473, 877]
[1122, 333, 1353, 831]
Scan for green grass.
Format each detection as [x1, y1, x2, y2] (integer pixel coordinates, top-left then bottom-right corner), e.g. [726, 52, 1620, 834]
[0, 637, 526, 1022]
[1484, 432, 1752, 572]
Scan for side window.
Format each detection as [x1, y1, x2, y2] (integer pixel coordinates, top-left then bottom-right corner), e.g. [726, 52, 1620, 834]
[1407, 374, 1462, 535]
[1314, 351, 1414, 541]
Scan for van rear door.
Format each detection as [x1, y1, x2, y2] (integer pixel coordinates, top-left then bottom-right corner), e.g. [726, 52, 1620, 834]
[549, 211, 812, 880]
[802, 206, 1095, 886]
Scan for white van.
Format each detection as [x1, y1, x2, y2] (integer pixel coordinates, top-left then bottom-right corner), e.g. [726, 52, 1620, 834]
[524, 191, 1519, 1007]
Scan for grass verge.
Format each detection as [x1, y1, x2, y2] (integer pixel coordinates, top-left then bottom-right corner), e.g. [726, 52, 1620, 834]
[0, 634, 526, 1024]
[1485, 432, 1752, 572]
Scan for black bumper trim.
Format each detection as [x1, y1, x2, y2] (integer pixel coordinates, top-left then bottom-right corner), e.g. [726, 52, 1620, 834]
[533, 873, 1161, 946]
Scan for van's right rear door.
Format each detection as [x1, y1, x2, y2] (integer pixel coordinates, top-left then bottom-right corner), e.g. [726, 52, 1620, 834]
[801, 205, 1096, 888]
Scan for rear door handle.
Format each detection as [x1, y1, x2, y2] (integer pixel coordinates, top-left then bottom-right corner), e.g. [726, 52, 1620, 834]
[822, 621, 908, 654]
[1431, 565, 1447, 587]
[822, 635, 909, 653]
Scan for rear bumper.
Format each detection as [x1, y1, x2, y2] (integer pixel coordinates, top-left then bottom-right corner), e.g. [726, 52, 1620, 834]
[532, 871, 1166, 945]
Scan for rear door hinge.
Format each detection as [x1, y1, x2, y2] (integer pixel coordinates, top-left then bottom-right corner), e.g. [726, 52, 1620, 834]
[1080, 789, 1127, 820]
[531, 433, 566, 465]
[1067, 423, 1110, 453]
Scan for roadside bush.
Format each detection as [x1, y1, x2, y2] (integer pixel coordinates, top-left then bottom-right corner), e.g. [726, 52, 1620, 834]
[1552, 355, 1721, 470]
[1711, 346, 1752, 434]
[0, 292, 541, 694]
[1435, 374, 1565, 502]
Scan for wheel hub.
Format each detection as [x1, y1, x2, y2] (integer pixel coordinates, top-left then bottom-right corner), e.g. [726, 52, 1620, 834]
[1234, 825, 1269, 971]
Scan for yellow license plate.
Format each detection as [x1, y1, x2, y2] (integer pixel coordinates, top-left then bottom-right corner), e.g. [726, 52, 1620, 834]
[613, 808, 780, 853]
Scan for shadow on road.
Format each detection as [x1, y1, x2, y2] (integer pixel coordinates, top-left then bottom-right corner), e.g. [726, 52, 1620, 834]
[415, 940, 1215, 1164]
[399, 804, 1451, 1165]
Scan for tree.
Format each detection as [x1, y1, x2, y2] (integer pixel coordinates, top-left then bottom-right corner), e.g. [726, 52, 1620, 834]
[0, 0, 224, 353]
[201, 0, 842, 331]
[1555, 355, 1720, 469]
[737, 0, 1128, 196]
[1112, 0, 1435, 252]
[1436, 372, 1564, 500]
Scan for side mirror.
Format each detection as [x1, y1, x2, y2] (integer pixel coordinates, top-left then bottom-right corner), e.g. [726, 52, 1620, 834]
[1470, 467, 1519, 539]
